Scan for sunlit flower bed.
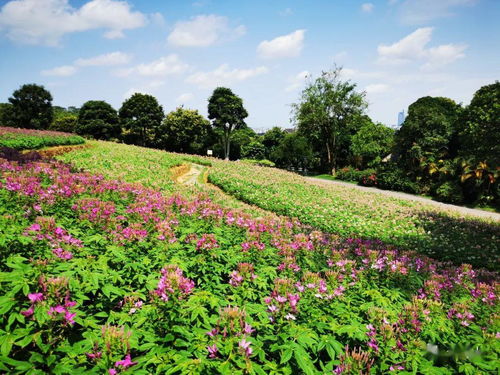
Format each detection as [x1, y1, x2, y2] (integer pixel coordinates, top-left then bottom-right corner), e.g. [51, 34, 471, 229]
[208, 160, 500, 271]
[0, 127, 85, 150]
[0, 157, 498, 374]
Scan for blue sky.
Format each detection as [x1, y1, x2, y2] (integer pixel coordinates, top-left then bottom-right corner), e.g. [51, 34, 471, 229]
[0, 0, 498, 130]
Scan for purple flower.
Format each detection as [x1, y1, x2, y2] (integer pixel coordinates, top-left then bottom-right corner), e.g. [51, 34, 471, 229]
[28, 292, 44, 303]
[239, 338, 252, 357]
[243, 323, 254, 335]
[207, 344, 218, 358]
[109, 369, 117, 375]
[21, 305, 34, 317]
[115, 354, 137, 369]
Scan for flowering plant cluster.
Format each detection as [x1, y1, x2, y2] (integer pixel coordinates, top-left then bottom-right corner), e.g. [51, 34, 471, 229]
[0, 126, 85, 150]
[0, 144, 498, 374]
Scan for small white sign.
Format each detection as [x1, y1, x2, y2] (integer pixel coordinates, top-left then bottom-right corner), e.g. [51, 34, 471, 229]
[207, 149, 213, 156]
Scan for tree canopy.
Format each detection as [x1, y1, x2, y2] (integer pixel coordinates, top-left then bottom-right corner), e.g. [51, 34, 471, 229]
[294, 68, 367, 173]
[350, 117, 394, 168]
[119, 93, 164, 146]
[156, 107, 212, 154]
[7, 84, 53, 129]
[208, 87, 248, 160]
[77, 100, 121, 140]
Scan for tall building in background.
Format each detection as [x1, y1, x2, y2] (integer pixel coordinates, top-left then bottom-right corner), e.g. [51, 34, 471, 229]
[397, 110, 405, 127]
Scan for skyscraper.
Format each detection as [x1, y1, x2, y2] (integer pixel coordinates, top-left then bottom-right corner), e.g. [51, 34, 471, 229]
[397, 110, 405, 127]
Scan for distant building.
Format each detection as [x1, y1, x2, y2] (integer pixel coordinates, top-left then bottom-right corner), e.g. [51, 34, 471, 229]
[397, 110, 405, 127]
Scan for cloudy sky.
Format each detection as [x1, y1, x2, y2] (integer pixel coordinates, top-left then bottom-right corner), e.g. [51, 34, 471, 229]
[0, 0, 498, 130]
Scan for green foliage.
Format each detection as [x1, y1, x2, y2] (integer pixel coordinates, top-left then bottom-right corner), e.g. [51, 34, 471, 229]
[0, 127, 84, 150]
[435, 181, 463, 204]
[334, 166, 376, 183]
[350, 117, 394, 168]
[241, 140, 266, 160]
[6, 84, 53, 129]
[241, 159, 275, 167]
[50, 114, 77, 133]
[458, 81, 500, 167]
[0, 103, 15, 127]
[293, 68, 367, 173]
[271, 132, 315, 171]
[77, 101, 121, 140]
[119, 93, 164, 146]
[262, 127, 286, 159]
[208, 87, 248, 160]
[156, 107, 212, 154]
[375, 163, 420, 194]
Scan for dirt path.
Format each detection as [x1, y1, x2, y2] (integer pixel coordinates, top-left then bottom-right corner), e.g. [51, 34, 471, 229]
[176, 163, 204, 185]
[307, 177, 500, 221]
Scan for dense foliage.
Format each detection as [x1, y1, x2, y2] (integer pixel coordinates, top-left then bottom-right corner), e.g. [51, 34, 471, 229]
[119, 94, 164, 147]
[208, 159, 500, 270]
[0, 127, 85, 150]
[6, 84, 53, 130]
[0, 149, 498, 374]
[77, 101, 121, 141]
[208, 87, 248, 160]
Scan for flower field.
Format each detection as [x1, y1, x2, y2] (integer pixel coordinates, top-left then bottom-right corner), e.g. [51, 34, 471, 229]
[0, 127, 85, 150]
[0, 144, 499, 374]
[208, 160, 500, 271]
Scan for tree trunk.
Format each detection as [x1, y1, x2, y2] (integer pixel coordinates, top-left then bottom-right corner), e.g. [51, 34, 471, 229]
[224, 127, 230, 161]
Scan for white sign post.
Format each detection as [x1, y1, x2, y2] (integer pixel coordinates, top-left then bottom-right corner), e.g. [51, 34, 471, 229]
[207, 150, 213, 156]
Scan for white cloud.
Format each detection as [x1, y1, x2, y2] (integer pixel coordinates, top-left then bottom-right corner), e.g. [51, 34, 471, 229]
[186, 64, 268, 89]
[117, 55, 189, 77]
[75, 51, 132, 66]
[123, 80, 165, 99]
[0, 0, 146, 46]
[176, 93, 195, 103]
[398, 0, 478, 25]
[167, 14, 245, 47]
[279, 8, 293, 16]
[285, 70, 309, 92]
[333, 51, 348, 61]
[41, 65, 77, 76]
[361, 3, 374, 13]
[257, 29, 305, 59]
[377, 27, 466, 69]
[365, 83, 390, 94]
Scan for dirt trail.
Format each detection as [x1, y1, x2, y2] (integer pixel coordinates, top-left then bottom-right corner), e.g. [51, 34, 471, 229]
[307, 177, 500, 221]
[176, 164, 204, 185]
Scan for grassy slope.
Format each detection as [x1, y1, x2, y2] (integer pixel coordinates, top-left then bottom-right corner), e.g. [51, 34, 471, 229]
[58, 141, 500, 270]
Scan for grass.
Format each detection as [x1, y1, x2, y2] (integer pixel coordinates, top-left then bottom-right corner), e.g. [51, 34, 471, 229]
[0, 126, 84, 149]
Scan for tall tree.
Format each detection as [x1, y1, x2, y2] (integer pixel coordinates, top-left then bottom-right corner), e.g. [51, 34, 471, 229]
[77, 101, 121, 140]
[293, 68, 367, 174]
[262, 127, 286, 159]
[350, 117, 394, 168]
[156, 107, 212, 154]
[394, 96, 461, 173]
[7, 84, 53, 129]
[458, 81, 500, 166]
[0, 103, 15, 127]
[208, 87, 248, 160]
[119, 93, 164, 146]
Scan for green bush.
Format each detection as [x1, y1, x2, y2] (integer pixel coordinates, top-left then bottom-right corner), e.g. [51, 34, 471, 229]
[435, 181, 463, 204]
[375, 164, 420, 194]
[241, 159, 276, 167]
[335, 166, 376, 184]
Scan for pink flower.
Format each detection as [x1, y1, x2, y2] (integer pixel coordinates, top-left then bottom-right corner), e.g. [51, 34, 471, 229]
[48, 305, 66, 315]
[243, 323, 255, 335]
[239, 339, 252, 357]
[21, 305, 35, 317]
[115, 354, 137, 369]
[65, 311, 76, 325]
[109, 369, 117, 375]
[206, 328, 218, 337]
[207, 344, 218, 358]
[28, 292, 44, 303]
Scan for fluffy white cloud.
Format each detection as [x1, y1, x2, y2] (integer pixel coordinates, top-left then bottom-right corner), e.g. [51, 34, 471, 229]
[167, 14, 245, 47]
[75, 51, 132, 67]
[0, 0, 146, 46]
[285, 70, 309, 92]
[365, 83, 390, 94]
[377, 27, 466, 69]
[186, 64, 268, 89]
[398, 0, 477, 25]
[257, 29, 305, 59]
[41, 65, 77, 76]
[123, 80, 165, 99]
[176, 93, 195, 103]
[118, 55, 189, 77]
[361, 3, 374, 13]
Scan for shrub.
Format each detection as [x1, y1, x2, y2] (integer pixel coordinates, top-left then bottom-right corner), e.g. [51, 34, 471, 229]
[241, 159, 276, 167]
[375, 164, 419, 194]
[435, 181, 463, 204]
[335, 167, 376, 184]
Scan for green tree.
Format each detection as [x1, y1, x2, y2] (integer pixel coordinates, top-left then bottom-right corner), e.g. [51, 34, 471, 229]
[293, 68, 367, 174]
[156, 107, 212, 154]
[271, 132, 314, 170]
[7, 84, 53, 129]
[77, 101, 121, 140]
[50, 114, 78, 133]
[0, 103, 15, 127]
[458, 81, 500, 167]
[350, 116, 394, 168]
[241, 140, 266, 160]
[119, 93, 164, 146]
[394, 96, 462, 174]
[262, 127, 286, 159]
[208, 87, 248, 160]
